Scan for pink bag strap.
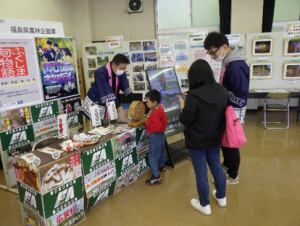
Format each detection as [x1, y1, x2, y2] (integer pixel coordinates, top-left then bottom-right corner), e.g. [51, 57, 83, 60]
[220, 63, 228, 86]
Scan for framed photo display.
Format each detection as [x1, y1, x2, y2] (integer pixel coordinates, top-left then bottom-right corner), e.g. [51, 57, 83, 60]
[249, 62, 273, 79]
[252, 38, 273, 56]
[283, 38, 300, 56]
[283, 62, 300, 79]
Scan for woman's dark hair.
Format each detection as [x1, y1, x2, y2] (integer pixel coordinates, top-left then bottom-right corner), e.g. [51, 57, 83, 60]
[112, 54, 130, 66]
[145, 89, 161, 104]
[188, 59, 216, 90]
[204, 32, 229, 50]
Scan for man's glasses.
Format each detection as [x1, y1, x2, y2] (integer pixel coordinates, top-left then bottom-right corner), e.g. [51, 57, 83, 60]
[206, 46, 221, 56]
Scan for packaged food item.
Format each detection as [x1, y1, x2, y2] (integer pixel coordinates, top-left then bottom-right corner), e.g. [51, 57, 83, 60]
[60, 140, 83, 151]
[73, 133, 100, 145]
[38, 148, 63, 154]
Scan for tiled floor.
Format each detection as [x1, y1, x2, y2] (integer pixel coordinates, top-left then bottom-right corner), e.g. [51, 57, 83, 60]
[0, 110, 299, 226]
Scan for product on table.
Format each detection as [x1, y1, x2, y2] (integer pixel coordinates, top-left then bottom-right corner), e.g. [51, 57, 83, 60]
[60, 139, 83, 151]
[37, 148, 63, 154]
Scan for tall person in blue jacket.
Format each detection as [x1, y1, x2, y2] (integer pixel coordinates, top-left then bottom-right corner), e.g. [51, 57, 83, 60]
[204, 32, 250, 185]
[82, 54, 134, 122]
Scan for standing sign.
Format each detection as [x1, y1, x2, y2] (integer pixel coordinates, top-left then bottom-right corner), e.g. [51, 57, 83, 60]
[89, 105, 101, 127]
[35, 37, 79, 101]
[57, 114, 68, 139]
[105, 36, 123, 50]
[0, 36, 43, 110]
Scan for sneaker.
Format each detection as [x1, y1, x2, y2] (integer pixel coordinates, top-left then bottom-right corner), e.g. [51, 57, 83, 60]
[226, 176, 239, 185]
[145, 175, 161, 185]
[190, 199, 211, 215]
[159, 166, 166, 172]
[212, 176, 239, 185]
[212, 190, 226, 207]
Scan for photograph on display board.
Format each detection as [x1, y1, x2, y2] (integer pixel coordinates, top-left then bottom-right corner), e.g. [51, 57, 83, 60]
[39, 153, 82, 194]
[143, 41, 156, 51]
[35, 37, 79, 101]
[283, 63, 300, 79]
[4, 144, 32, 170]
[133, 72, 145, 81]
[252, 38, 273, 56]
[13, 158, 40, 192]
[129, 42, 142, 51]
[134, 82, 145, 91]
[88, 70, 96, 78]
[249, 62, 274, 79]
[0, 37, 43, 110]
[131, 53, 144, 62]
[58, 95, 82, 113]
[85, 46, 97, 55]
[133, 63, 145, 72]
[88, 57, 97, 68]
[97, 56, 109, 66]
[144, 52, 157, 62]
[0, 106, 32, 132]
[145, 62, 158, 70]
[283, 38, 300, 56]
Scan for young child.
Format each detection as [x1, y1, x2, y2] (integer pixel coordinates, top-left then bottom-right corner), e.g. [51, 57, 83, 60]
[145, 90, 168, 185]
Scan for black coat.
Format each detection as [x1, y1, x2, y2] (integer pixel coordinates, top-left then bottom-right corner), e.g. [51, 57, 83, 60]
[179, 83, 227, 150]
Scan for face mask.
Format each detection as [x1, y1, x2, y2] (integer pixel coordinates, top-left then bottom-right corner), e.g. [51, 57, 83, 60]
[214, 48, 225, 62]
[115, 70, 124, 76]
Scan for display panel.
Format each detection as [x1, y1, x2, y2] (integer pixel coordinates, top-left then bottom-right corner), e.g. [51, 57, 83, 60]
[146, 67, 185, 137]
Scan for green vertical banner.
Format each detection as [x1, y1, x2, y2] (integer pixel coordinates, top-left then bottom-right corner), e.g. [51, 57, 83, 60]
[85, 180, 116, 212]
[17, 181, 44, 217]
[115, 148, 138, 178]
[81, 141, 114, 176]
[30, 101, 59, 123]
[0, 125, 35, 151]
[138, 152, 150, 178]
[68, 111, 84, 129]
[42, 177, 84, 219]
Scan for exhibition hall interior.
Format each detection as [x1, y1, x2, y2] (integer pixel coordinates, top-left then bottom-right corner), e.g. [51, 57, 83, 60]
[0, 0, 300, 226]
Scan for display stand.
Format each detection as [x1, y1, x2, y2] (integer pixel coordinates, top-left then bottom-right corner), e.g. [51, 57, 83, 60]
[12, 124, 150, 225]
[164, 135, 189, 168]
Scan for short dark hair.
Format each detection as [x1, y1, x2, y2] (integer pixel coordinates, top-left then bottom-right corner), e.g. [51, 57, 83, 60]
[46, 40, 52, 45]
[112, 54, 130, 66]
[53, 43, 59, 47]
[204, 32, 229, 50]
[188, 59, 216, 90]
[145, 89, 161, 104]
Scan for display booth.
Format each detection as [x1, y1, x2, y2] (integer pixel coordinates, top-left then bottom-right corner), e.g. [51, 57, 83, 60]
[12, 124, 149, 225]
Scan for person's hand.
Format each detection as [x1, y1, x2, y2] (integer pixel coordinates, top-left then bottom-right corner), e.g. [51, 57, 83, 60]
[177, 96, 185, 110]
[118, 106, 129, 123]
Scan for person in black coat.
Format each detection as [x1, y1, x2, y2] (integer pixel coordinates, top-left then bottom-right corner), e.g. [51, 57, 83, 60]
[178, 59, 227, 216]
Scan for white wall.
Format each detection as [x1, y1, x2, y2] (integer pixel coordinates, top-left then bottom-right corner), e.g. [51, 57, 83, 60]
[231, 0, 264, 34]
[1, 0, 77, 38]
[90, 0, 155, 42]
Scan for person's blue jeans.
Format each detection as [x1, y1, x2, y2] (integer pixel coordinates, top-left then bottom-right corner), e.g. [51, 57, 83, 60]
[148, 132, 166, 177]
[189, 146, 226, 207]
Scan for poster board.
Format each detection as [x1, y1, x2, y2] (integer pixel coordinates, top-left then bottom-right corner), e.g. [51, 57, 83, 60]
[146, 67, 185, 137]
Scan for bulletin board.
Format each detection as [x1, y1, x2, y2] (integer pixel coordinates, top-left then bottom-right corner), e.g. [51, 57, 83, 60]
[245, 31, 299, 90]
[82, 40, 158, 99]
